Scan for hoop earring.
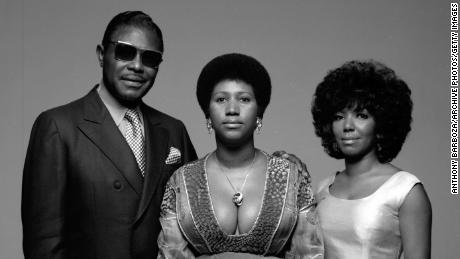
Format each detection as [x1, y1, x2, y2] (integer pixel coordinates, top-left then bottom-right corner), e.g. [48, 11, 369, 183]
[206, 119, 213, 134]
[256, 117, 263, 134]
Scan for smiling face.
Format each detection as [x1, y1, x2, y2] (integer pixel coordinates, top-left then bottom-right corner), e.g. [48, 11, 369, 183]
[97, 25, 162, 107]
[209, 80, 258, 146]
[332, 107, 377, 160]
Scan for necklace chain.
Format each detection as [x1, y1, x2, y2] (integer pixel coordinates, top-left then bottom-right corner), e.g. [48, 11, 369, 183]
[214, 150, 257, 207]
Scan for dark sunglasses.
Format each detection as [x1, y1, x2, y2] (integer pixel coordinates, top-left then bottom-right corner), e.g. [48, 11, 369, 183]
[110, 41, 163, 68]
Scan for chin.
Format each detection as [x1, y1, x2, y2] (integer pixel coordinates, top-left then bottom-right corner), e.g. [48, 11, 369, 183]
[121, 81, 152, 94]
[125, 92, 144, 100]
[113, 94, 143, 108]
[222, 135, 254, 148]
[123, 87, 150, 99]
[341, 147, 362, 156]
[343, 149, 377, 162]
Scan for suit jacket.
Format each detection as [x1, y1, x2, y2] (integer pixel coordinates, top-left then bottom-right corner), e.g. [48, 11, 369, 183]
[22, 87, 197, 259]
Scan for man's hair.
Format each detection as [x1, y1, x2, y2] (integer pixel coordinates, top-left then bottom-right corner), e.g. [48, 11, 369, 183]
[196, 53, 272, 118]
[311, 60, 413, 163]
[101, 11, 164, 52]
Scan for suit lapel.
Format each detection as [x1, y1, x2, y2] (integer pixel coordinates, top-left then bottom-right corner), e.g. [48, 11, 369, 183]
[135, 104, 170, 221]
[77, 88, 143, 195]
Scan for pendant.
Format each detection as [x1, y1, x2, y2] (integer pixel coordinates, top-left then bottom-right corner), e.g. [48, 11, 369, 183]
[232, 192, 243, 207]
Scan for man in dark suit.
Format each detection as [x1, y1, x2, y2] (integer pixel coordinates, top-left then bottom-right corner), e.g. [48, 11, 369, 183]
[21, 11, 197, 259]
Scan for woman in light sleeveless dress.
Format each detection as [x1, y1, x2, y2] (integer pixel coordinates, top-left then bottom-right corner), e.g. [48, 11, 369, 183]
[311, 60, 432, 259]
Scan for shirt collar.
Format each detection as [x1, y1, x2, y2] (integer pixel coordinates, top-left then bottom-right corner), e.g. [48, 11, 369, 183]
[97, 80, 143, 127]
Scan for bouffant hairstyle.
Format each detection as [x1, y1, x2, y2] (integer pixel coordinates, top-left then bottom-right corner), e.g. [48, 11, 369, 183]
[311, 60, 413, 163]
[196, 53, 271, 118]
[102, 11, 164, 52]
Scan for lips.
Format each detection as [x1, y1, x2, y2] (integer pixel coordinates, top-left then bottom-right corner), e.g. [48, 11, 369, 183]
[121, 75, 146, 84]
[341, 137, 360, 144]
[222, 120, 243, 128]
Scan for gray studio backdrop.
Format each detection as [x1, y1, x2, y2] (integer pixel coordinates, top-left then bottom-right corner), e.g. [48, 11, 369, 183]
[1, 0, 458, 258]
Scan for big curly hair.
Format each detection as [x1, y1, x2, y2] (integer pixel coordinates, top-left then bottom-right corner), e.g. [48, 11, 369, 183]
[196, 53, 271, 118]
[311, 60, 413, 163]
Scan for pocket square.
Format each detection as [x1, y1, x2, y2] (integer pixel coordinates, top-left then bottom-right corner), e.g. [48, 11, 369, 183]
[165, 147, 181, 165]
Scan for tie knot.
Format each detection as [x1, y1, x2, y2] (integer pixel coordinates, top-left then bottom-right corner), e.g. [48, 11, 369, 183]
[125, 109, 140, 123]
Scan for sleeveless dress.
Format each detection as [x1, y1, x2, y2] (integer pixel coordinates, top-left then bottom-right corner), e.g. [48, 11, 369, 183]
[316, 171, 420, 259]
[157, 153, 323, 258]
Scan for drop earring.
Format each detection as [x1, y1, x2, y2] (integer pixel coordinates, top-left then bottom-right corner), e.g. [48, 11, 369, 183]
[206, 119, 213, 134]
[256, 117, 263, 134]
[332, 142, 340, 154]
[376, 134, 383, 153]
[377, 143, 383, 153]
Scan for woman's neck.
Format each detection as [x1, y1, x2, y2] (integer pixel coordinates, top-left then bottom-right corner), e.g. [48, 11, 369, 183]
[214, 141, 256, 169]
[344, 151, 381, 178]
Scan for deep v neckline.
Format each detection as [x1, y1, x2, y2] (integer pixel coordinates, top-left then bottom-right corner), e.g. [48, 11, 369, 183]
[203, 151, 270, 236]
[181, 154, 292, 254]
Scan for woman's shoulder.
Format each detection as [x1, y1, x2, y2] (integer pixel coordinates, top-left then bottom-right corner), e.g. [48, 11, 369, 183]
[380, 170, 422, 196]
[168, 156, 208, 184]
[390, 170, 421, 183]
[377, 165, 421, 191]
[266, 153, 291, 167]
[264, 152, 311, 181]
[266, 154, 307, 184]
[181, 156, 207, 170]
[370, 168, 423, 208]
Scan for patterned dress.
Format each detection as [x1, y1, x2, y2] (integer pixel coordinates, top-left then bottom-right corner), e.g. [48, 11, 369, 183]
[157, 153, 323, 258]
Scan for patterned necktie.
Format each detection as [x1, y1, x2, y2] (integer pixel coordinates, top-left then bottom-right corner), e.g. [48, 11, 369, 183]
[124, 109, 146, 177]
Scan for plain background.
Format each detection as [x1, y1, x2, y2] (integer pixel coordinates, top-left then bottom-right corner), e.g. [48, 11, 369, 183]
[1, 0, 458, 258]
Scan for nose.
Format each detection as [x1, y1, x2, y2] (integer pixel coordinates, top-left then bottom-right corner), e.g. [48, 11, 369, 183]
[127, 53, 143, 72]
[343, 114, 354, 132]
[225, 99, 240, 115]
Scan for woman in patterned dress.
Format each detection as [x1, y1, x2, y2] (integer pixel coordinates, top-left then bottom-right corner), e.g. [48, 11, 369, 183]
[157, 53, 323, 258]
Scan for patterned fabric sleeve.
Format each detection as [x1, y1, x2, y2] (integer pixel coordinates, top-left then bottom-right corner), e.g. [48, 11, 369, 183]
[157, 170, 196, 259]
[160, 180, 177, 218]
[297, 170, 315, 211]
[285, 171, 324, 259]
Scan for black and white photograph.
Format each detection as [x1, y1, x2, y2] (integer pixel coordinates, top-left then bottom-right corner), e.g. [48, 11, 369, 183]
[1, 0, 457, 258]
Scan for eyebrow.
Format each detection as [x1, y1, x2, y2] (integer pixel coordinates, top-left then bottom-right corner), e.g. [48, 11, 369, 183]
[212, 91, 254, 95]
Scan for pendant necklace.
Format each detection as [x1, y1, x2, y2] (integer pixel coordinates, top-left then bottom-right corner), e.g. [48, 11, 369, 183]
[215, 150, 257, 207]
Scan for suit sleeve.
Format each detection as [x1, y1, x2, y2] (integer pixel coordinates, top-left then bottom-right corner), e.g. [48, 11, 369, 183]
[22, 112, 68, 259]
[179, 122, 197, 164]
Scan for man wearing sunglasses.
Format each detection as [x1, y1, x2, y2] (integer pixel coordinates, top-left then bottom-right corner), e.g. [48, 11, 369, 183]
[22, 11, 197, 259]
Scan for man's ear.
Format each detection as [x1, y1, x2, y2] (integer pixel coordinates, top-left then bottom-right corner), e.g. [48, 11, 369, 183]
[96, 44, 104, 67]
